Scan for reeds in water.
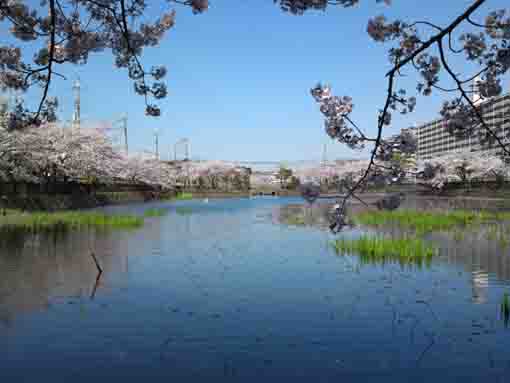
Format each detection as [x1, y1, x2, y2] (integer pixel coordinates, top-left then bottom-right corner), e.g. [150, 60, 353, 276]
[332, 235, 437, 265]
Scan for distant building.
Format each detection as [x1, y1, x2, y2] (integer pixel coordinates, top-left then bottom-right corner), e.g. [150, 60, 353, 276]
[414, 88, 510, 161]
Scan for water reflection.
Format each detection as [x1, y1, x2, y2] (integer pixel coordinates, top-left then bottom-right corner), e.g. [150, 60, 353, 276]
[273, 202, 333, 229]
[0, 229, 129, 324]
[274, 198, 510, 296]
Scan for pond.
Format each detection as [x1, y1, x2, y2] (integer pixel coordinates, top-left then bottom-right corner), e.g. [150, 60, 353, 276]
[1, 196, 510, 382]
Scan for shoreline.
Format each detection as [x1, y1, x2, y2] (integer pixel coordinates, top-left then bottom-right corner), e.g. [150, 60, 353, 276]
[2, 186, 509, 212]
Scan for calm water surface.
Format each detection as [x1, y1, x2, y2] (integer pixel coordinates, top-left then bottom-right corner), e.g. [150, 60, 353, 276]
[1, 196, 510, 382]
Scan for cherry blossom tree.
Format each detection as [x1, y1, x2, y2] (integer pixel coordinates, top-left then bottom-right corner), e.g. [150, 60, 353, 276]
[417, 150, 509, 191]
[0, 124, 122, 183]
[181, 161, 250, 191]
[0, 124, 180, 189]
[117, 151, 176, 189]
[0, 0, 209, 126]
[273, 1, 510, 230]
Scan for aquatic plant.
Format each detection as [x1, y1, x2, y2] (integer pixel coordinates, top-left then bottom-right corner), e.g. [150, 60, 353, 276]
[0, 211, 143, 233]
[143, 208, 168, 217]
[332, 235, 437, 266]
[353, 209, 510, 234]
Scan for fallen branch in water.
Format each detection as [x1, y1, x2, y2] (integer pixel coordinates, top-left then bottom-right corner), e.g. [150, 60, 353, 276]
[89, 252, 103, 274]
[90, 272, 102, 300]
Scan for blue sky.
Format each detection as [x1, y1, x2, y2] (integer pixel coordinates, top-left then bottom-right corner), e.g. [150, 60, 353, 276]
[7, 0, 510, 161]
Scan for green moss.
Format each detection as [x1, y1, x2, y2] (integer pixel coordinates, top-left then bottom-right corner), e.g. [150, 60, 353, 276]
[332, 235, 437, 265]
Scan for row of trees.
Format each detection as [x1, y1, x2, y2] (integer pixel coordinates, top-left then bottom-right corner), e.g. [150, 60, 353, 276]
[0, 124, 177, 189]
[0, 124, 251, 192]
[418, 150, 510, 191]
[286, 149, 509, 193]
[174, 160, 251, 192]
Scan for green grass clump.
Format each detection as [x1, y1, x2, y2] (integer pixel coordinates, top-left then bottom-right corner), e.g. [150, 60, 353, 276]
[0, 211, 143, 232]
[143, 208, 168, 217]
[353, 209, 510, 234]
[332, 235, 437, 265]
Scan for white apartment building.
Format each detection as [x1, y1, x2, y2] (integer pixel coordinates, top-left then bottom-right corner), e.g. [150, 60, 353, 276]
[414, 91, 510, 161]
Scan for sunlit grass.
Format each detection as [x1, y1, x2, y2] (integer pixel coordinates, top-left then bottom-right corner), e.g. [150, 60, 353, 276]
[332, 235, 437, 265]
[353, 209, 510, 234]
[0, 210, 143, 233]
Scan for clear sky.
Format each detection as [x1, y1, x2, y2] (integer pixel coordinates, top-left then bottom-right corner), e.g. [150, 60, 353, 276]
[9, 0, 510, 161]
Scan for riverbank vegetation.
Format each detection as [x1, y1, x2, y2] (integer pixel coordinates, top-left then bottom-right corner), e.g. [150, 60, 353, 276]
[0, 210, 145, 232]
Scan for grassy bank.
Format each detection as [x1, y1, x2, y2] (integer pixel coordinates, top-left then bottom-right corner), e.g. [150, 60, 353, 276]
[0, 210, 144, 232]
[353, 209, 510, 233]
[332, 235, 437, 265]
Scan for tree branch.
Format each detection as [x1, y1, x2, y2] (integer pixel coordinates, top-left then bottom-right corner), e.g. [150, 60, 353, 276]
[437, 39, 510, 156]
